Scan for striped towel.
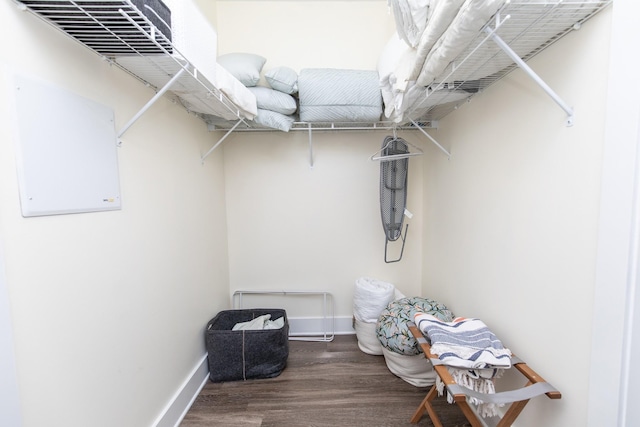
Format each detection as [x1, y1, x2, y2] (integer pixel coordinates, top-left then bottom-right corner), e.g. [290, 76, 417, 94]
[414, 313, 512, 369]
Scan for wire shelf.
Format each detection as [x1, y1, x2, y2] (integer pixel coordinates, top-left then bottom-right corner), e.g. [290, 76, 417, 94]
[17, 0, 246, 126]
[17, 0, 612, 133]
[404, 0, 612, 123]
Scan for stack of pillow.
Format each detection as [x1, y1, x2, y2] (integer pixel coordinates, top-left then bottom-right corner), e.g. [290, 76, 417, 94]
[217, 52, 299, 131]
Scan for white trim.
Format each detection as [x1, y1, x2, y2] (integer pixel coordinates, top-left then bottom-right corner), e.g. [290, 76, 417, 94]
[0, 240, 22, 427]
[588, 1, 640, 425]
[620, 117, 640, 426]
[0, 251, 22, 427]
[0, 67, 23, 427]
[152, 354, 209, 427]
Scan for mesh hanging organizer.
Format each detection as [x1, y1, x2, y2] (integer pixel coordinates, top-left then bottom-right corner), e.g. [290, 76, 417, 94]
[379, 135, 409, 263]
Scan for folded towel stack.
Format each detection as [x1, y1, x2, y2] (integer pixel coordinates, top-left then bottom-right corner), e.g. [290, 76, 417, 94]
[414, 313, 512, 369]
[414, 312, 512, 418]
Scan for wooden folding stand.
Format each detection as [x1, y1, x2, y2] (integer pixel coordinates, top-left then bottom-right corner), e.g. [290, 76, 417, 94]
[407, 322, 561, 427]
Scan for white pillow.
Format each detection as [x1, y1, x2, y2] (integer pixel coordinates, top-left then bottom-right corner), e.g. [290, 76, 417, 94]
[253, 109, 296, 132]
[248, 86, 297, 115]
[265, 66, 299, 94]
[217, 52, 266, 87]
[378, 33, 414, 82]
[390, 0, 431, 48]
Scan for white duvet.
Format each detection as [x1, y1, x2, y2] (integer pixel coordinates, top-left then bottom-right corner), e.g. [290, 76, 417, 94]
[414, 0, 506, 86]
[378, 34, 473, 122]
[380, 0, 506, 121]
[379, 0, 476, 121]
[388, 0, 432, 48]
[378, 33, 416, 120]
[353, 277, 396, 322]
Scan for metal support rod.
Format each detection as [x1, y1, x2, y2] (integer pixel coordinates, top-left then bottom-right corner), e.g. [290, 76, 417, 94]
[308, 123, 314, 168]
[201, 119, 244, 162]
[485, 27, 575, 126]
[232, 290, 335, 342]
[118, 67, 187, 139]
[409, 119, 451, 158]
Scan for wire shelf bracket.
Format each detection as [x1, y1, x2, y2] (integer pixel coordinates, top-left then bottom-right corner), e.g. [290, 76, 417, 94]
[201, 119, 245, 162]
[308, 123, 314, 168]
[114, 8, 189, 140]
[118, 66, 187, 141]
[484, 12, 575, 127]
[411, 119, 451, 158]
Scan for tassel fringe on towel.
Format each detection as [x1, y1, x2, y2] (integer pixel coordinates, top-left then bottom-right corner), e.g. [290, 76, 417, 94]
[415, 312, 512, 418]
[436, 368, 504, 418]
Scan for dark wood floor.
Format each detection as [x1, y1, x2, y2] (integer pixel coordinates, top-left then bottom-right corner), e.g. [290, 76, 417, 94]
[181, 334, 471, 427]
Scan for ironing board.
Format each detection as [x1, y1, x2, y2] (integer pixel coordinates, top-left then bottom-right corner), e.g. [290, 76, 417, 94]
[407, 322, 561, 426]
[378, 135, 410, 263]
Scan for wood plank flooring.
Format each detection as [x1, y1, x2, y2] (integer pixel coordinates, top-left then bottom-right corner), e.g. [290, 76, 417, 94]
[181, 334, 471, 427]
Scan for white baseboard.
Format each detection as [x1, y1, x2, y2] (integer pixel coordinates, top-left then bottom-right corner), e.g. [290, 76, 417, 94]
[288, 315, 355, 337]
[153, 354, 209, 427]
[153, 316, 355, 427]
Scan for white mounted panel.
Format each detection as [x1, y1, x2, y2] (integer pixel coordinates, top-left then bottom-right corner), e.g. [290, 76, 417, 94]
[13, 75, 121, 217]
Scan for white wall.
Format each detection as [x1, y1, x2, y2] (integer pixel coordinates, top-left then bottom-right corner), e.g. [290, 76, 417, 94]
[194, 0, 218, 26]
[222, 131, 425, 319]
[420, 7, 612, 427]
[215, 0, 396, 72]
[216, 1, 420, 320]
[0, 2, 231, 426]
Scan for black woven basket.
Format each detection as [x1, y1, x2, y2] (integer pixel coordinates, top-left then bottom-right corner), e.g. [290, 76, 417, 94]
[205, 309, 289, 382]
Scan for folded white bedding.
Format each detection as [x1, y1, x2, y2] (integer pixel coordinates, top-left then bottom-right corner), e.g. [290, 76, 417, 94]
[407, 0, 466, 83]
[215, 63, 258, 119]
[414, 0, 507, 86]
[380, 0, 471, 121]
[378, 34, 417, 119]
[380, 73, 473, 123]
[389, 0, 432, 48]
[353, 277, 396, 323]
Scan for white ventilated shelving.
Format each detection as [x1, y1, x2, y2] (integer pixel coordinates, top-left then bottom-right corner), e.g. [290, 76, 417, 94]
[205, 0, 611, 164]
[15, 0, 248, 140]
[16, 0, 612, 161]
[403, 0, 612, 127]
